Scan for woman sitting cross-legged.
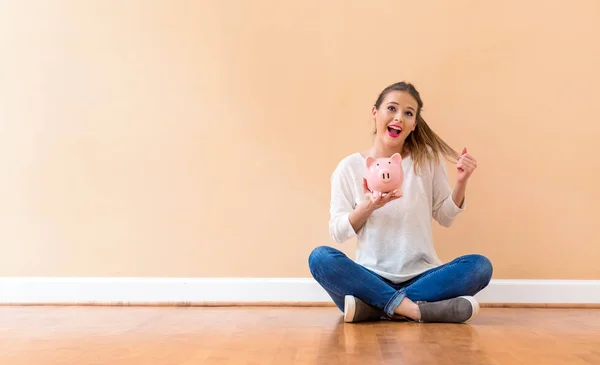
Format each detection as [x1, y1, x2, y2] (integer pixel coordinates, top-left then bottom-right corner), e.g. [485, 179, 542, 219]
[308, 81, 493, 323]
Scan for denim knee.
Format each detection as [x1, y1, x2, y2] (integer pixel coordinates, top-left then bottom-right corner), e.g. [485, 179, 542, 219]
[470, 254, 493, 287]
[308, 245, 339, 277]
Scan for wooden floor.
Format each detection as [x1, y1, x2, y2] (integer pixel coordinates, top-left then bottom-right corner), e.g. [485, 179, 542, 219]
[1, 306, 599, 364]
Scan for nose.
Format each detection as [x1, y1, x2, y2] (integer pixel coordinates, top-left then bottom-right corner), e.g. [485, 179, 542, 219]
[380, 170, 391, 181]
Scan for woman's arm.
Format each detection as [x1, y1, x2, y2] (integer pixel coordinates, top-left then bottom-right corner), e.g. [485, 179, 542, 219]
[453, 147, 477, 207]
[328, 168, 360, 243]
[431, 158, 466, 227]
[348, 200, 375, 234]
[452, 181, 467, 208]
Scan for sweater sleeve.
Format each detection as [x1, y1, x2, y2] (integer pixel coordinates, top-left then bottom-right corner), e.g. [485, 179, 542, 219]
[328, 165, 359, 243]
[431, 157, 465, 227]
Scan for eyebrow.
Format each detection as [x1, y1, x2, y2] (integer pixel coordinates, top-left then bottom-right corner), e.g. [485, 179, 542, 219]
[387, 101, 416, 111]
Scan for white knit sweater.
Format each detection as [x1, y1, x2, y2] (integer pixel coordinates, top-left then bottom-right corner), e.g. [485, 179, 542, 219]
[328, 152, 465, 284]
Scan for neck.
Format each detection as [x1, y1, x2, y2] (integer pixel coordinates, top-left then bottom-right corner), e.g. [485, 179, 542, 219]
[368, 139, 405, 158]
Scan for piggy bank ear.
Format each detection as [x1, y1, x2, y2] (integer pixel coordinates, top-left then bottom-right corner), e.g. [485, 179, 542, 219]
[390, 153, 403, 164]
[366, 156, 375, 168]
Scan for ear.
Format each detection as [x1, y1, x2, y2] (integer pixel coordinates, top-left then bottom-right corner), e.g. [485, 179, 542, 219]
[412, 115, 418, 131]
[390, 153, 402, 164]
[366, 156, 375, 168]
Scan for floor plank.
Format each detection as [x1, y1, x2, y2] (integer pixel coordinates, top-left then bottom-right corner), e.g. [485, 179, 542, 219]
[1, 306, 599, 364]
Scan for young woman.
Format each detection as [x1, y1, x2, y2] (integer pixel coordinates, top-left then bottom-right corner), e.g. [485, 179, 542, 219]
[308, 81, 493, 323]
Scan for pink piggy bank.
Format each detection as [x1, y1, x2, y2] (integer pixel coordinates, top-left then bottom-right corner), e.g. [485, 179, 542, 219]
[365, 153, 404, 198]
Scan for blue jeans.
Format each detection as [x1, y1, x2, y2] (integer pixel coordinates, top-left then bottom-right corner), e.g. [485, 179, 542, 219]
[308, 245, 493, 318]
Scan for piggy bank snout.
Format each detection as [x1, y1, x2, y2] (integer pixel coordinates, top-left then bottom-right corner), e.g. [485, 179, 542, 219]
[378, 169, 392, 181]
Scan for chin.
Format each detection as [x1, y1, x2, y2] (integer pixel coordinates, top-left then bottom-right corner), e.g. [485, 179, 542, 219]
[384, 135, 405, 146]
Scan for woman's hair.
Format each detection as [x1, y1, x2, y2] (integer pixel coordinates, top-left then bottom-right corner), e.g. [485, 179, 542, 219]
[373, 81, 459, 174]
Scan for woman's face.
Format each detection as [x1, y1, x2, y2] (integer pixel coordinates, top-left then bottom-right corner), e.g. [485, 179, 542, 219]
[372, 90, 418, 150]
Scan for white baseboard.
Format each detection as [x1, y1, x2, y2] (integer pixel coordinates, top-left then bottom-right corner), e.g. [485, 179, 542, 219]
[1, 278, 599, 305]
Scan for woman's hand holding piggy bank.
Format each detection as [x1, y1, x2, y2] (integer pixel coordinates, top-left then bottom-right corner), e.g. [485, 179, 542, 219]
[362, 152, 404, 209]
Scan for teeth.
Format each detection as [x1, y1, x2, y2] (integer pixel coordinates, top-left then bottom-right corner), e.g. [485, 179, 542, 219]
[389, 126, 401, 131]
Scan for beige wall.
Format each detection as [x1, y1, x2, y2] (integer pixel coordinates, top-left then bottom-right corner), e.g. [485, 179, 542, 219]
[1, 1, 598, 279]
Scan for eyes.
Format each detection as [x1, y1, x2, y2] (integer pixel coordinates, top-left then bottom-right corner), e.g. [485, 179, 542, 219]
[387, 106, 413, 117]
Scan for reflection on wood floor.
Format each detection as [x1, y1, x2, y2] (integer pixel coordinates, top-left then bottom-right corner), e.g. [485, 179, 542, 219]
[1, 306, 599, 364]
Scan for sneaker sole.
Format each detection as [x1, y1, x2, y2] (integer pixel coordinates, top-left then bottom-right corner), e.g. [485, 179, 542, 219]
[344, 295, 356, 323]
[459, 295, 480, 322]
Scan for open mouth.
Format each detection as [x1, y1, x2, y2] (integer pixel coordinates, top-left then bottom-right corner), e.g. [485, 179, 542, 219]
[387, 125, 402, 138]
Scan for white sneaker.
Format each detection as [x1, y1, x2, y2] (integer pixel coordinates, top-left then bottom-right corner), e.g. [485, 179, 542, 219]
[344, 295, 385, 323]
